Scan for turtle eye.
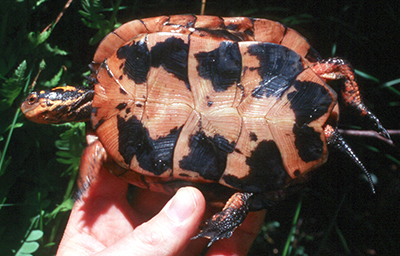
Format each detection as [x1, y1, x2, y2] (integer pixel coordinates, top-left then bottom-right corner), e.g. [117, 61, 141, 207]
[27, 93, 38, 104]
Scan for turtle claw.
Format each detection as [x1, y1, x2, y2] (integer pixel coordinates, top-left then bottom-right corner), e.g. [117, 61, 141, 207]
[192, 222, 235, 247]
[192, 192, 252, 247]
[377, 124, 391, 141]
[374, 120, 391, 141]
[360, 105, 391, 140]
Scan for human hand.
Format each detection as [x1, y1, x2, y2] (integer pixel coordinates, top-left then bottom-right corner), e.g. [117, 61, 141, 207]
[57, 167, 266, 255]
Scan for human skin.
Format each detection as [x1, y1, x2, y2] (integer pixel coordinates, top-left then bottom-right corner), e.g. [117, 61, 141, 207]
[57, 167, 266, 256]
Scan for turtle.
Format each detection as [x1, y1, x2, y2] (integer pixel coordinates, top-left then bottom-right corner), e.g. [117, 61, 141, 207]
[20, 15, 390, 246]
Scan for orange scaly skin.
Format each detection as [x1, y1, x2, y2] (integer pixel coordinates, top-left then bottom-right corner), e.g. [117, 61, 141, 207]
[312, 58, 390, 139]
[193, 192, 253, 246]
[312, 58, 363, 110]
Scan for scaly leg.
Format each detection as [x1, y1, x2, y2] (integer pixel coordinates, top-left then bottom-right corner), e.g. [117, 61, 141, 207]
[324, 124, 375, 193]
[75, 140, 107, 198]
[192, 192, 253, 247]
[313, 58, 390, 139]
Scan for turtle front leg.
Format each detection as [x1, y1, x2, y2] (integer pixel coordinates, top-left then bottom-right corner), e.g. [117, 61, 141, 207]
[192, 192, 253, 247]
[76, 140, 107, 198]
[312, 58, 390, 140]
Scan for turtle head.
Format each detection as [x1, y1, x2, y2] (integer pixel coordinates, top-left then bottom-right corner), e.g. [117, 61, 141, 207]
[21, 86, 94, 124]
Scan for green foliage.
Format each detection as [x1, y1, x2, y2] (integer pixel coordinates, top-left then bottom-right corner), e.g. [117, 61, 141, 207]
[42, 66, 64, 88]
[80, 0, 124, 45]
[282, 195, 303, 256]
[15, 230, 43, 256]
[0, 0, 398, 255]
[0, 61, 26, 111]
[0, 0, 84, 254]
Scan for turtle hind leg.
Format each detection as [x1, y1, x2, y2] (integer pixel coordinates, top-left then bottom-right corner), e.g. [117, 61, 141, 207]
[324, 124, 376, 193]
[312, 57, 390, 140]
[192, 192, 253, 247]
[75, 140, 107, 199]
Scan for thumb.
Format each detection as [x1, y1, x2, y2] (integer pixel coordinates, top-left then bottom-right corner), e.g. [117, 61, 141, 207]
[95, 187, 206, 256]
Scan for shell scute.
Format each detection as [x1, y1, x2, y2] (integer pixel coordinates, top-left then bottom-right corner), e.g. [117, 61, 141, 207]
[222, 17, 254, 34]
[194, 41, 242, 92]
[179, 130, 233, 181]
[148, 34, 190, 89]
[93, 15, 338, 190]
[116, 37, 150, 84]
[167, 14, 197, 27]
[223, 140, 290, 193]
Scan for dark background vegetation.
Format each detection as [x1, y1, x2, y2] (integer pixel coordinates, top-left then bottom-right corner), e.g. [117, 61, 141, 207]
[1, 0, 399, 255]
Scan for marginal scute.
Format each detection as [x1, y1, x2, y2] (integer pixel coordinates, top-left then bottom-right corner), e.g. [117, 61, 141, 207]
[167, 14, 197, 27]
[252, 18, 286, 44]
[193, 15, 225, 29]
[280, 28, 321, 63]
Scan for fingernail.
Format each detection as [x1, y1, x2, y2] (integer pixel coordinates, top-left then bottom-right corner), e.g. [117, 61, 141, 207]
[166, 188, 196, 223]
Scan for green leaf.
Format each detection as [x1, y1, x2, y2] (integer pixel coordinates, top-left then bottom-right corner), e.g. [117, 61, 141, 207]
[365, 145, 379, 153]
[43, 67, 64, 88]
[15, 241, 39, 255]
[46, 198, 74, 219]
[382, 78, 400, 87]
[56, 158, 74, 164]
[15, 230, 43, 255]
[354, 69, 380, 82]
[39, 59, 46, 70]
[28, 30, 52, 47]
[45, 43, 68, 56]
[0, 60, 26, 111]
[281, 14, 314, 26]
[381, 78, 400, 88]
[385, 154, 400, 165]
[386, 86, 400, 97]
[26, 230, 44, 241]
[33, 0, 50, 9]
[56, 151, 74, 158]
[80, 0, 123, 45]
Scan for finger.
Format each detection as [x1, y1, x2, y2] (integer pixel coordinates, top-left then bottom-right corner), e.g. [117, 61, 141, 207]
[206, 210, 266, 256]
[57, 168, 133, 255]
[95, 187, 206, 256]
[130, 188, 173, 224]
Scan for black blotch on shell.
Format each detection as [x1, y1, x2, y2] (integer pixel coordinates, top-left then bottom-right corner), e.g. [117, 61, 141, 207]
[115, 103, 127, 110]
[150, 37, 190, 90]
[223, 140, 289, 193]
[247, 43, 304, 99]
[195, 41, 242, 92]
[287, 79, 333, 125]
[117, 115, 182, 175]
[179, 131, 235, 181]
[117, 40, 150, 84]
[249, 132, 258, 141]
[120, 88, 128, 95]
[293, 124, 324, 162]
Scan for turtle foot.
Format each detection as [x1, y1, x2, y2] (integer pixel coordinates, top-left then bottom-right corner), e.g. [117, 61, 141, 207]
[192, 192, 253, 247]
